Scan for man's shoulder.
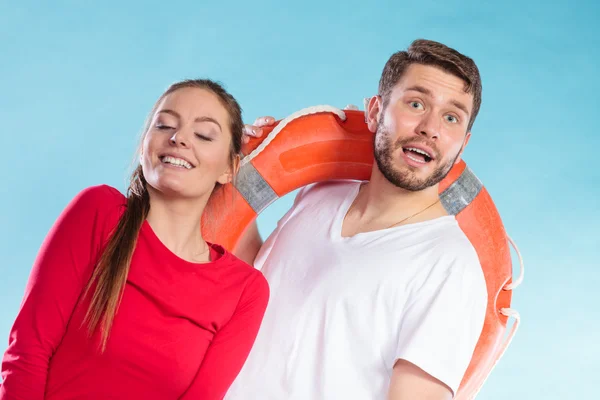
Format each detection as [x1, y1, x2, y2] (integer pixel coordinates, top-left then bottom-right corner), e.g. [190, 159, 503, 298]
[424, 219, 484, 279]
[297, 179, 360, 202]
[434, 220, 478, 255]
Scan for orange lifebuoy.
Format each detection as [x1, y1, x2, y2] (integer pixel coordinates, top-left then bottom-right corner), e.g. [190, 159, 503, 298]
[202, 106, 521, 399]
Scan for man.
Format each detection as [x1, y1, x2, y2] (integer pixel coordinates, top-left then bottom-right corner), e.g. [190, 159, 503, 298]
[226, 39, 487, 400]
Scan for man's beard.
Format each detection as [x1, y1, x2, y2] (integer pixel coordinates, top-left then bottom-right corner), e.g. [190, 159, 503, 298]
[373, 124, 459, 191]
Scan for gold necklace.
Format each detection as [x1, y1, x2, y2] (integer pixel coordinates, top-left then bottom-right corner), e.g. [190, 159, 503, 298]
[348, 190, 441, 230]
[384, 198, 441, 229]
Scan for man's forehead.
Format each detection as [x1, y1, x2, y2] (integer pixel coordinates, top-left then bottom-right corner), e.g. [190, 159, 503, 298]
[393, 64, 474, 111]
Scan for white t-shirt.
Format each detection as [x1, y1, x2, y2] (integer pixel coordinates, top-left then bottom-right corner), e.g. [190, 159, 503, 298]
[226, 181, 487, 399]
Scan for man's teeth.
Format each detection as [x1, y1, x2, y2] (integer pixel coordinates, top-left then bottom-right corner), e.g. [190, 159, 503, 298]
[162, 156, 192, 169]
[406, 153, 428, 163]
[405, 147, 432, 158]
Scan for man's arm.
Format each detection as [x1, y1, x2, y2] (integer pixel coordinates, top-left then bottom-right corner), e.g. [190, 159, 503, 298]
[388, 359, 453, 400]
[232, 116, 276, 265]
[234, 113, 325, 266]
[389, 240, 487, 398]
[233, 221, 263, 265]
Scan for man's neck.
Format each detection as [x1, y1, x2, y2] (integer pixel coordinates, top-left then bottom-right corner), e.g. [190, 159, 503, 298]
[347, 165, 448, 230]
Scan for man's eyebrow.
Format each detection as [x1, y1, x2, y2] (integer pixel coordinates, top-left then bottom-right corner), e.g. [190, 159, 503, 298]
[450, 100, 470, 117]
[158, 110, 222, 131]
[406, 85, 431, 96]
[406, 86, 470, 117]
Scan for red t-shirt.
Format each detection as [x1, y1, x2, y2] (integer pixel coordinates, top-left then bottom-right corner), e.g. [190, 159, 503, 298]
[0, 185, 269, 399]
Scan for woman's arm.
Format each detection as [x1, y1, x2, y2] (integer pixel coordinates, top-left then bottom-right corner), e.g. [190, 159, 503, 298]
[0, 185, 118, 399]
[180, 272, 269, 400]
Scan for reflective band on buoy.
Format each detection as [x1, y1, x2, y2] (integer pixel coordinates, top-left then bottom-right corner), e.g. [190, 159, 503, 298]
[441, 166, 483, 216]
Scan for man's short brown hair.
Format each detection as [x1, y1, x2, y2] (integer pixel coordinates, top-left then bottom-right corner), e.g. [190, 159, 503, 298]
[378, 39, 482, 131]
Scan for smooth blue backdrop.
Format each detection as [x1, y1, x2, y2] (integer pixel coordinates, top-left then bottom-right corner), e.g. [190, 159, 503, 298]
[1, 1, 598, 398]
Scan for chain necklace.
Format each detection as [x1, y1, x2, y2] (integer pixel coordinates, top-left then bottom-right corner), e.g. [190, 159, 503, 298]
[348, 189, 441, 230]
[382, 198, 441, 229]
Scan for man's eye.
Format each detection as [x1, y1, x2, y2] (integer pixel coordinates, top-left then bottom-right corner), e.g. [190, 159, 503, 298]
[445, 115, 458, 124]
[410, 101, 424, 110]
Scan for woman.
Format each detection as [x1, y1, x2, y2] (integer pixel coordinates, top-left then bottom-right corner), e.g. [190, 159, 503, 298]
[0, 79, 269, 399]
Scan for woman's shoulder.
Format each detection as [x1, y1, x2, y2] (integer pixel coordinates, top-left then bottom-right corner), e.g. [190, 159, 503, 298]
[62, 185, 127, 235]
[70, 184, 126, 214]
[77, 184, 125, 203]
[212, 244, 269, 296]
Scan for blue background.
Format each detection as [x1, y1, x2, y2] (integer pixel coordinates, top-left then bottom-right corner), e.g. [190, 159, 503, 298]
[1, 1, 598, 398]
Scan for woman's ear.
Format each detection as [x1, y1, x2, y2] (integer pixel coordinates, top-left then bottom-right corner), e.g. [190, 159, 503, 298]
[217, 154, 241, 185]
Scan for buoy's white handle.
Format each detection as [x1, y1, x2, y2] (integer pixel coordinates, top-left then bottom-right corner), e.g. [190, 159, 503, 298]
[465, 308, 520, 400]
[497, 307, 521, 363]
[504, 235, 524, 290]
[467, 235, 523, 399]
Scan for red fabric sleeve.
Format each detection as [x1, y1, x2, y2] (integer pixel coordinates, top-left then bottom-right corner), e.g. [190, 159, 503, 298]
[180, 271, 269, 400]
[0, 185, 120, 400]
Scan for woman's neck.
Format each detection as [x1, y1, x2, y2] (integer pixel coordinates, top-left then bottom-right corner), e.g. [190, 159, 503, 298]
[145, 187, 211, 263]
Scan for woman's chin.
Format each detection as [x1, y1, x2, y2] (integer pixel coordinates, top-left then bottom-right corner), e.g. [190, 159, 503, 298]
[147, 179, 209, 201]
[148, 179, 186, 197]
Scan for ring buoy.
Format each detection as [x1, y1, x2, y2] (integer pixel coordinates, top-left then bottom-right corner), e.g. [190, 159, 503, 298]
[202, 105, 523, 399]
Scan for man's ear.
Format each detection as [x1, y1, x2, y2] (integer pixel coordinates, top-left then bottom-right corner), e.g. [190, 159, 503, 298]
[454, 131, 472, 165]
[366, 95, 382, 133]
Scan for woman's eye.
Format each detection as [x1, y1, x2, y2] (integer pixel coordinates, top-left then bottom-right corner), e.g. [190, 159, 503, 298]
[195, 133, 213, 142]
[156, 123, 174, 130]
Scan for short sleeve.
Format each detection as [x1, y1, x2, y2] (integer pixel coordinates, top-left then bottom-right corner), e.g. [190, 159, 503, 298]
[394, 248, 487, 395]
